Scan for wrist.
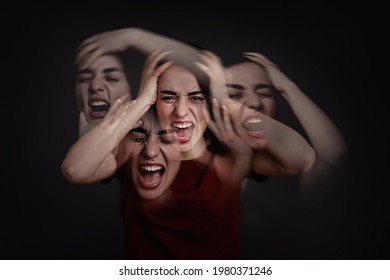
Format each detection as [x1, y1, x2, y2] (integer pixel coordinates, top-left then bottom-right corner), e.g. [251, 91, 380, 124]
[135, 96, 154, 111]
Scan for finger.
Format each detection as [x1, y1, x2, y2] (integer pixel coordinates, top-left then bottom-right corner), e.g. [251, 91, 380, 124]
[199, 50, 220, 64]
[212, 98, 224, 133]
[243, 52, 274, 66]
[193, 61, 211, 76]
[236, 101, 249, 136]
[109, 99, 134, 125]
[242, 52, 264, 58]
[119, 93, 132, 105]
[135, 119, 143, 128]
[147, 50, 173, 66]
[105, 97, 126, 121]
[197, 61, 228, 102]
[242, 53, 264, 64]
[105, 93, 131, 119]
[78, 34, 100, 50]
[75, 42, 99, 64]
[197, 50, 210, 63]
[76, 48, 104, 69]
[222, 104, 233, 132]
[197, 51, 222, 75]
[207, 120, 221, 140]
[142, 51, 173, 76]
[154, 60, 174, 76]
[225, 100, 246, 137]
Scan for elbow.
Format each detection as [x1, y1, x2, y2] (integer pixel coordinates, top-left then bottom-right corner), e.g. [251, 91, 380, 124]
[303, 147, 316, 173]
[286, 147, 316, 176]
[337, 140, 348, 164]
[301, 141, 349, 176]
[326, 140, 349, 170]
[61, 161, 89, 184]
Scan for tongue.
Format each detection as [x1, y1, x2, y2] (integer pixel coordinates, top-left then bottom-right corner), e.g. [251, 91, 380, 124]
[143, 171, 161, 187]
[176, 128, 190, 139]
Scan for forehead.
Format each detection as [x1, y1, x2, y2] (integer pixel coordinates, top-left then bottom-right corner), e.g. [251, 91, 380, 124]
[224, 62, 268, 83]
[140, 110, 173, 133]
[77, 54, 125, 72]
[137, 123, 175, 138]
[158, 65, 200, 91]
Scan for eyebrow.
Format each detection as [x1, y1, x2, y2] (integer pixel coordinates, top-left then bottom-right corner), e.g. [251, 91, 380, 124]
[130, 127, 147, 134]
[102, 67, 123, 74]
[131, 126, 174, 133]
[187, 91, 203, 96]
[77, 69, 93, 75]
[160, 90, 203, 95]
[226, 83, 272, 90]
[77, 67, 123, 75]
[254, 83, 272, 90]
[226, 83, 245, 90]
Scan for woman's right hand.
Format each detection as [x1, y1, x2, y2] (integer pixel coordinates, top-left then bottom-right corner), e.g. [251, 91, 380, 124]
[136, 51, 173, 106]
[242, 52, 296, 96]
[75, 28, 134, 68]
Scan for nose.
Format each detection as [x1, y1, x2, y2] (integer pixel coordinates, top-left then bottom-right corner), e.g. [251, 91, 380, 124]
[174, 98, 190, 118]
[245, 92, 262, 111]
[144, 137, 160, 159]
[89, 77, 104, 93]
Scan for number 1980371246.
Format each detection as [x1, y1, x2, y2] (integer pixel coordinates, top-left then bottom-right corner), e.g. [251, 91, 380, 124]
[212, 266, 272, 276]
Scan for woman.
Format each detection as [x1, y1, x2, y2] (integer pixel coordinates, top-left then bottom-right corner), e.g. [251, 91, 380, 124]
[224, 52, 348, 207]
[63, 50, 315, 259]
[127, 51, 315, 259]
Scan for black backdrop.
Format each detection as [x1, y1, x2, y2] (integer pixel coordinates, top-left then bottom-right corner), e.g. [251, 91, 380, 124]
[1, 0, 387, 259]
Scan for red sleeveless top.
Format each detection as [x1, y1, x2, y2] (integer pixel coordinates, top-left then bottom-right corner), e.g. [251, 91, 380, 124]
[120, 149, 241, 259]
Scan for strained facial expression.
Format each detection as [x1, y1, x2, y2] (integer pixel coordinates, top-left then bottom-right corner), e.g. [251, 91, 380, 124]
[156, 65, 210, 153]
[128, 110, 180, 200]
[75, 54, 131, 125]
[225, 62, 275, 117]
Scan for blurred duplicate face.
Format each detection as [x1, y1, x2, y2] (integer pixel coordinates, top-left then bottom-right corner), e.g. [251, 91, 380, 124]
[128, 110, 180, 200]
[223, 99, 269, 150]
[75, 54, 131, 125]
[224, 61, 275, 117]
[156, 65, 210, 156]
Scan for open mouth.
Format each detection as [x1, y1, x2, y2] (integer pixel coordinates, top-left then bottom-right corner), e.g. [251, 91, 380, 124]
[138, 164, 165, 189]
[242, 115, 264, 138]
[172, 122, 194, 143]
[88, 99, 110, 119]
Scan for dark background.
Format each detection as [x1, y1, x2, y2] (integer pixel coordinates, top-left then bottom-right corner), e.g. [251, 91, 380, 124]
[1, 0, 387, 259]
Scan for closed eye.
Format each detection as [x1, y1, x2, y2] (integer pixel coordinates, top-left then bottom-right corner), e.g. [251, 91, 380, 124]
[161, 95, 177, 104]
[77, 76, 92, 83]
[160, 134, 177, 144]
[188, 95, 205, 103]
[228, 92, 244, 99]
[129, 129, 147, 143]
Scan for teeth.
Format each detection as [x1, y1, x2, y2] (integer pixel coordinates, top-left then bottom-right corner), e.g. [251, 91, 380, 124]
[142, 165, 162, 172]
[246, 118, 262, 124]
[173, 122, 192, 129]
[91, 101, 108, 106]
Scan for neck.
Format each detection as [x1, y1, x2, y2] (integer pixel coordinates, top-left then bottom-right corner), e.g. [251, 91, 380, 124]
[180, 137, 207, 161]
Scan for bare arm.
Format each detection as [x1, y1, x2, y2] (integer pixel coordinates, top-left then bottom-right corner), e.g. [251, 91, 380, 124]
[62, 96, 148, 184]
[248, 111, 316, 176]
[62, 52, 173, 184]
[221, 98, 315, 176]
[192, 55, 253, 184]
[75, 27, 202, 72]
[244, 52, 348, 205]
[195, 50, 315, 177]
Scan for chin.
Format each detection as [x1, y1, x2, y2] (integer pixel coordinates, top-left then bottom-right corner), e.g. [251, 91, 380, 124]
[137, 187, 167, 200]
